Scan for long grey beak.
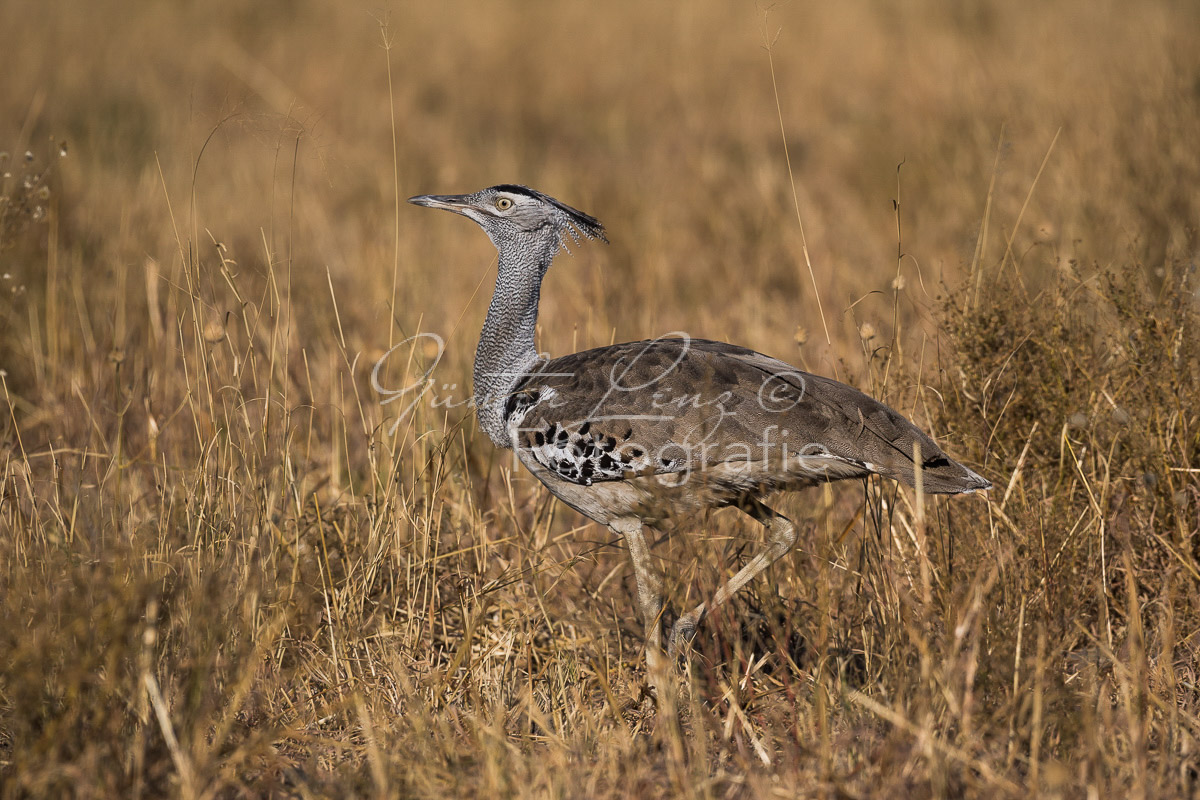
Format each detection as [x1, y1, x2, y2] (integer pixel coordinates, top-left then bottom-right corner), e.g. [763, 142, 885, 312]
[408, 193, 471, 212]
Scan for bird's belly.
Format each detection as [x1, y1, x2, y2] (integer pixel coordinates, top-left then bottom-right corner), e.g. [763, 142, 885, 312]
[513, 450, 715, 526]
[513, 450, 858, 529]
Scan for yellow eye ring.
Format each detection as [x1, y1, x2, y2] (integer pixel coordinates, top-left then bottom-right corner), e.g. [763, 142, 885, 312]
[495, 197, 513, 211]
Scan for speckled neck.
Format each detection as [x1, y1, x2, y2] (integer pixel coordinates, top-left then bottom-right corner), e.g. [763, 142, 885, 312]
[473, 228, 559, 448]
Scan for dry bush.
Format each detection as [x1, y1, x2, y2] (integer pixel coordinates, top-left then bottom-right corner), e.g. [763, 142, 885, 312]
[2, 0, 1199, 797]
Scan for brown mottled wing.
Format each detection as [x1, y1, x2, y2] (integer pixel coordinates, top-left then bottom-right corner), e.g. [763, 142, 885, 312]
[505, 337, 986, 493]
[695, 341, 984, 492]
[506, 338, 766, 485]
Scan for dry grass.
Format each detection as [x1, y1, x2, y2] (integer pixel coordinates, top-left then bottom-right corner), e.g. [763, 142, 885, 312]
[2, 0, 1199, 796]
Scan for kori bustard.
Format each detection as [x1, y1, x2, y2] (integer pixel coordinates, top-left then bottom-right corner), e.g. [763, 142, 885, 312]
[409, 184, 989, 676]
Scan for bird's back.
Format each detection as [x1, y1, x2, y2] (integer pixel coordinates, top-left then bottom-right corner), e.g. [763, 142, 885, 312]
[502, 338, 988, 522]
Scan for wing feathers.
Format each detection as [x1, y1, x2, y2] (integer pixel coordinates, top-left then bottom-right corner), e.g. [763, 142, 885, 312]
[504, 338, 987, 494]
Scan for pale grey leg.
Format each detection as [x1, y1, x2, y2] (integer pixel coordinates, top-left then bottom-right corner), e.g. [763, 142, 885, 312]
[612, 519, 668, 685]
[667, 499, 798, 661]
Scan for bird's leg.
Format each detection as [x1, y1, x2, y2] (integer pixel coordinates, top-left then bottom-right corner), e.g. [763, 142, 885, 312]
[667, 499, 798, 661]
[615, 521, 669, 691]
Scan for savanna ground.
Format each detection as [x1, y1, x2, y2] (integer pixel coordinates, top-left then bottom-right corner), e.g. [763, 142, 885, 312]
[2, 0, 1199, 797]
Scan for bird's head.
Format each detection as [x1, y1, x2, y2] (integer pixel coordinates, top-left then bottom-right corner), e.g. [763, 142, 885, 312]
[408, 185, 607, 254]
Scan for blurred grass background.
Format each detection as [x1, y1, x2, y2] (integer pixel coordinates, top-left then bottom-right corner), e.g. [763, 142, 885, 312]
[1, 0, 1199, 797]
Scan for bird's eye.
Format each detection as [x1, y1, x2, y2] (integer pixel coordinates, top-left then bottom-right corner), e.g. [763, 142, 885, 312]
[495, 197, 513, 211]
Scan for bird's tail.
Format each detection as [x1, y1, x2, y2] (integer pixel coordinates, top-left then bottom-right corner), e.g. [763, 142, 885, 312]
[798, 372, 991, 495]
[906, 453, 992, 495]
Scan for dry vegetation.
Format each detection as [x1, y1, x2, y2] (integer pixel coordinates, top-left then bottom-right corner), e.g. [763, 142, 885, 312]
[2, 0, 1199, 797]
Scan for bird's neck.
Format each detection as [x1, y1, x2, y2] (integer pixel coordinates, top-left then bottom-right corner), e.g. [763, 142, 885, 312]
[473, 233, 558, 448]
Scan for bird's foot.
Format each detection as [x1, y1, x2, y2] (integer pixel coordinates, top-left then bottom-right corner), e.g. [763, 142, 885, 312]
[620, 680, 659, 731]
[637, 680, 658, 710]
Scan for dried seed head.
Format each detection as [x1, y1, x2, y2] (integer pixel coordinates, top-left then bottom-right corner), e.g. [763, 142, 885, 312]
[23, 151, 33, 163]
[859, 322, 877, 341]
[793, 325, 808, 346]
[891, 274, 907, 291]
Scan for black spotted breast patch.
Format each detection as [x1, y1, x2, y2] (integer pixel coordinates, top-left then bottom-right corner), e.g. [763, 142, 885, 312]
[514, 417, 658, 486]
